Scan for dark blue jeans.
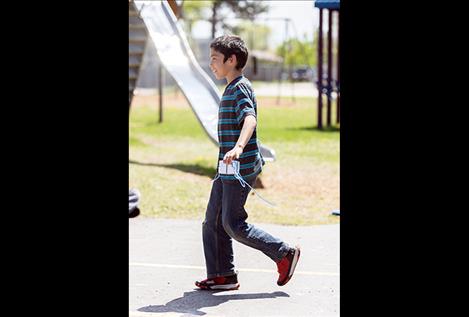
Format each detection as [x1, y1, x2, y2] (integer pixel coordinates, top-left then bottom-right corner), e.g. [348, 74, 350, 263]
[202, 176, 290, 278]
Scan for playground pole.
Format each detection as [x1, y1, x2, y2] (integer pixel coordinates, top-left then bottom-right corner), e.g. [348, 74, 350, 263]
[158, 63, 163, 123]
[327, 9, 333, 127]
[336, 10, 340, 124]
[317, 9, 323, 129]
[167, 0, 180, 18]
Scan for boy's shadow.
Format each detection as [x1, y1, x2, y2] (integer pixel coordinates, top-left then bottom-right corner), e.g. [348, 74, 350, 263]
[129, 160, 216, 179]
[137, 290, 289, 315]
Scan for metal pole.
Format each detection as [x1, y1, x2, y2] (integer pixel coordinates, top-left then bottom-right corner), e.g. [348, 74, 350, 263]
[129, 92, 133, 112]
[327, 9, 333, 127]
[286, 20, 295, 103]
[158, 63, 163, 123]
[277, 18, 288, 105]
[317, 9, 323, 129]
[336, 10, 340, 124]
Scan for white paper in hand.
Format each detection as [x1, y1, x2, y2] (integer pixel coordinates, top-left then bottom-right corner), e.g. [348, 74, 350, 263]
[218, 160, 240, 175]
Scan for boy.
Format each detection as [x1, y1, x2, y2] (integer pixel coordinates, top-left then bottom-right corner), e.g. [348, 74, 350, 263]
[195, 35, 300, 290]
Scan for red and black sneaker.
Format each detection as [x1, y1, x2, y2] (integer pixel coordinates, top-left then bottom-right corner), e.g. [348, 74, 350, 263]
[276, 247, 301, 286]
[195, 274, 240, 290]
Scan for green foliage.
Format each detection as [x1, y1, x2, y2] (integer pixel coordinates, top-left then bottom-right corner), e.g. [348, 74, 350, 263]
[181, 0, 211, 21]
[276, 35, 317, 68]
[203, 0, 269, 38]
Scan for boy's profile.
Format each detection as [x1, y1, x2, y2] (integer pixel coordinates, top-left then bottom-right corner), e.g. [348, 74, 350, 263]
[195, 35, 300, 290]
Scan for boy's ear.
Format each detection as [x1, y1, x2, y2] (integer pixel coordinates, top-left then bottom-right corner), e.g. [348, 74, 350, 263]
[229, 54, 237, 66]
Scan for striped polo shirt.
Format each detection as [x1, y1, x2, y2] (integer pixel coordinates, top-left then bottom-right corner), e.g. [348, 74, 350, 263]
[217, 75, 264, 181]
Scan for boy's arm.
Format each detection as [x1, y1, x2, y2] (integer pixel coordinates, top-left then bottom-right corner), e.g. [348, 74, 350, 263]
[223, 115, 257, 165]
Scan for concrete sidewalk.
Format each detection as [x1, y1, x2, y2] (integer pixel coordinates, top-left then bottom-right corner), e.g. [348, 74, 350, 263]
[130, 217, 340, 316]
[252, 82, 319, 97]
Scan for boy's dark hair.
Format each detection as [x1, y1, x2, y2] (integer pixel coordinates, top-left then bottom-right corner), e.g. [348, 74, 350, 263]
[210, 35, 248, 70]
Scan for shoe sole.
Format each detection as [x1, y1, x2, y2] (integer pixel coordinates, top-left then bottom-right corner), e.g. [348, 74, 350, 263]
[195, 282, 240, 291]
[209, 283, 240, 290]
[278, 247, 301, 286]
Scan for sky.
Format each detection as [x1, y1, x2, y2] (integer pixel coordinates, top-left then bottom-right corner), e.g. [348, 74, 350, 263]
[257, 0, 319, 47]
[190, 0, 324, 49]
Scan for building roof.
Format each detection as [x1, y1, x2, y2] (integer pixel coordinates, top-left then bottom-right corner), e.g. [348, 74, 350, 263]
[250, 50, 283, 63]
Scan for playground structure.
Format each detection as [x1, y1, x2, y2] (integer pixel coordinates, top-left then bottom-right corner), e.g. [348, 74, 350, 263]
[129, 0, 275, 162]
[129, 3, 147, 107]
[315, 0, 340, 129]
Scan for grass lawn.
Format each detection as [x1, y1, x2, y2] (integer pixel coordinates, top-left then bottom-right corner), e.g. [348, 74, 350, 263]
[130, 91, 340, 225]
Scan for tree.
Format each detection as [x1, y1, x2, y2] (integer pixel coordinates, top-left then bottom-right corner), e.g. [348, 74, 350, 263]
[275, 34, 318, 68]
[209, 0, 269, 39]
[231, 21, 271, 51]
[180, 1, 211, 35]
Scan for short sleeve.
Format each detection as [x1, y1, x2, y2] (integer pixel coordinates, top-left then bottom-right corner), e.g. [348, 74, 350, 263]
[234, 84, 256, 125]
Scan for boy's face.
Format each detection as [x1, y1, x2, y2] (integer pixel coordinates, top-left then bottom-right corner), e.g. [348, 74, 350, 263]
[209, 48, 235, 80]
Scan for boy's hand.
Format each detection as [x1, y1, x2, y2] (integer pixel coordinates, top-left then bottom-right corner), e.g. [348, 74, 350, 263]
[223, 145, 243, 165]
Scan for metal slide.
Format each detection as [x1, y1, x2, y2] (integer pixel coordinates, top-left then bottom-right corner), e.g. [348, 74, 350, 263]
[134, 0, 276, 161]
